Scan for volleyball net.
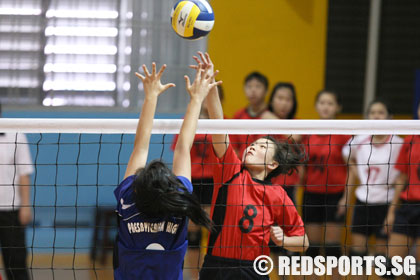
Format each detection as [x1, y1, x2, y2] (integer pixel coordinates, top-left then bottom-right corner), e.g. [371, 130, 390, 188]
[0, 118, 419, 279]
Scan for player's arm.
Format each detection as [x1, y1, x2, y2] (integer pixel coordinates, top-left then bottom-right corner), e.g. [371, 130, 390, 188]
[271, 193, 309, 252]
[337, 158, 358, 217]
[383, 173, 407, 234]
[271, 226, 309, 252]
[19, 174, 32, 225]
[172, 66, 221, 180]
[124, 63, 175, 179]
[191, 52, 228, 158]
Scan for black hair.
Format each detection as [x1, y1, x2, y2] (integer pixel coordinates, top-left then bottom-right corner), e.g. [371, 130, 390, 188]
[244, 71, 269, 90]
[267, 82, 298, 119]
[261, 136, 306, 182]
[366, 98, 393, 117]
[132, 160, 213, 230]
[315, 89, 342, 106]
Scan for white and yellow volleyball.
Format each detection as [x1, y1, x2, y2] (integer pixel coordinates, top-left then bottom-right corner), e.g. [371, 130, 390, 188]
[171, 0, 215, 40]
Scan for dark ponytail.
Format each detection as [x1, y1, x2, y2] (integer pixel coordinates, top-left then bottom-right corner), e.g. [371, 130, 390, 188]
[133, 160, 213, 230]
[263, 136, 306, 182]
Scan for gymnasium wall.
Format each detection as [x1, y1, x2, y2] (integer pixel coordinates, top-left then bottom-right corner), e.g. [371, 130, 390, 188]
[207, 0, 328, 119]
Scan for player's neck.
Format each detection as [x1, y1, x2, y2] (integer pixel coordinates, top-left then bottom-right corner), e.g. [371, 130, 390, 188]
[248, 103, 266, 117]
[371, 134, 389, 144]
[247, 167, 266, 181]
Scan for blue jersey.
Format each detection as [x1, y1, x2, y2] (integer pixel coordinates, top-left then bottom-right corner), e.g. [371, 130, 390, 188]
[113, 175, 193, 280]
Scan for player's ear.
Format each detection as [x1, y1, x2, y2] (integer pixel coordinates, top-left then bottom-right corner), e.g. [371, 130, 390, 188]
[267, 160, 279, 172]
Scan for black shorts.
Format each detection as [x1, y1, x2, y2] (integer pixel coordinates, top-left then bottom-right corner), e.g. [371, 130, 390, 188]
[392, 200, 420, 238]
[200, 254, 269, 280]
[302, 192, 344, 224]
[192, 178, 214, 206]
[351, 199, 388, 239]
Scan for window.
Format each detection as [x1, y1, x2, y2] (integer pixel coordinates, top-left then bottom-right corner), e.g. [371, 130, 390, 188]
[0, 0, 207, 112]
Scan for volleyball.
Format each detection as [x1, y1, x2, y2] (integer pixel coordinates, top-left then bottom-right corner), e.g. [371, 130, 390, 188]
[170, 0, 215, 40]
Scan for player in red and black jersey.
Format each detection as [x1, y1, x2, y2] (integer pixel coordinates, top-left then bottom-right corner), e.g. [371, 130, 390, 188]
[192, 52, 308, 280]
[300, 90, 351, 279]
[383, 103, 420, 277]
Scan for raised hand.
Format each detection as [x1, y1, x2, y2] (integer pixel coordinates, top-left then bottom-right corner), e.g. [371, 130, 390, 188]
[135, 63, 175, 98]
[184, 65, 222, 102]
[190, 52, 215, 79]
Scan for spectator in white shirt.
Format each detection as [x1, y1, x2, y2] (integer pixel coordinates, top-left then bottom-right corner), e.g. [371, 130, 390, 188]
[0, 103, 34, 280]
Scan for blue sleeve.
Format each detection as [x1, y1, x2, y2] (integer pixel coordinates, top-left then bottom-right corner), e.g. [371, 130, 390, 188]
[177, 176, 193, 194]
[114, 175, 136, 202]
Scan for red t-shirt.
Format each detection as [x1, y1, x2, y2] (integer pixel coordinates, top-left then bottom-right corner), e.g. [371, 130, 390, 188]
[171, 134, 214, 179]
[302, 134, 351, 194]
[396, 135, 420, 201]
[207, 144, 305, 261]
[233, 107, 266, 120]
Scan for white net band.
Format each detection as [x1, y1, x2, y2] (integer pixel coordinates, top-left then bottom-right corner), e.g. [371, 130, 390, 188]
[1, 118, 419, 135]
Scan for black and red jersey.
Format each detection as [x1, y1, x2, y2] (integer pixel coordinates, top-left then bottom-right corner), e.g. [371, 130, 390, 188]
[302, 134, 351, 194]
[207, 144, 305, 261]
[396, 135, 420, 201]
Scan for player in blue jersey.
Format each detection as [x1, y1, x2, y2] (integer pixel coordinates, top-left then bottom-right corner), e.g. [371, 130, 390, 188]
[113, 62, 220, 280]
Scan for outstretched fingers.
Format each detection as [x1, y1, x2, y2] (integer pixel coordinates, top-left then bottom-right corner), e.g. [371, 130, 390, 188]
[205, 52, 213, 65]
[151, 62, 157, 76]
[162, 82, 176, 91]
[194, 65, 204, 82]
[156, 64, 167, 79]
[142, 64, 151, 76]
[209, 80, 222, 90]
[135, 72, 145, 81]
[198, 51, 209, 65]
[193, 55, 202, 65]
[184, 75, 191, 91]
[208, 69, 219, 81]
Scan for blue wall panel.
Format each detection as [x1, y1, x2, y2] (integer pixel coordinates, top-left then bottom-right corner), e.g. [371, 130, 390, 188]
[3, 111, 180, 253]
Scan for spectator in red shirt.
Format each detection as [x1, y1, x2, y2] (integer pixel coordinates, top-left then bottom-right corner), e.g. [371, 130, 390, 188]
[383, 102, 420, 275]
[193, 52, 308, 280]
[261, 82, 301, 203]
[301, 90, 351, 280]
[231, 72, 269, 154]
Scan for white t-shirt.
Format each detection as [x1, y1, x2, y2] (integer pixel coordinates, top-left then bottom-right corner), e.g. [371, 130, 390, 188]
[342, 135, 403, 204]
[0, 133, 34, 210]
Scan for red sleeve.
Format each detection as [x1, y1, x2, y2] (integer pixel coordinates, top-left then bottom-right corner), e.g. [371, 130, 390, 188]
[301, 135, 309, 145]
[395, 136, 412, 174]
[233, 108, 248, 119]
[171, 134, 179, 151]
[211, 143, 242, 186]
[274, 191, 305, 237]
[338, 134, 352, 145]
[233, 109, 242, 119]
